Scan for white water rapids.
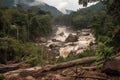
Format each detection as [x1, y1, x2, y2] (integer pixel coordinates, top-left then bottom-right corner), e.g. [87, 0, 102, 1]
[39, 26, 96, 58]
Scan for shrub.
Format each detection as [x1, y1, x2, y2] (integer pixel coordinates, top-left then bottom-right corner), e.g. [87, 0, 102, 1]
[25, 44, 55, 66]
[96, 42, 113, 61]
[0, 37, 25, 64]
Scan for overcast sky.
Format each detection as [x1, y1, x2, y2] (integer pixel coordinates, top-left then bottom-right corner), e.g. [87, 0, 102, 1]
[37, 0, 98, 13]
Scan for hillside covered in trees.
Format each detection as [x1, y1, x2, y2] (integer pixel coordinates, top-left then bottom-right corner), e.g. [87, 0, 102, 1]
[0, 2, 54, 64]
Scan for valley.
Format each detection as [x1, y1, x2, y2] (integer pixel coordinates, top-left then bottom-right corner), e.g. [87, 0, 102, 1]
[0, 0, 120, 80]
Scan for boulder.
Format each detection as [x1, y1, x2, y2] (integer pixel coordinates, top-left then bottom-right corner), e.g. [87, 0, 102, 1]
[102, 56, 120, 76]
[65, 34, 78, 42]
[35, 37, 47, 43]
[49, 44, 57, 49]
[49, 44, 60, 55]
[58, 32, 64, 36]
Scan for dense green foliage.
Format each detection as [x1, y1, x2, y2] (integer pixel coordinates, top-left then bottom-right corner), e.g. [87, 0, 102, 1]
[86, 0, 120, 60]
[0, 37, 54, 65]
[29, 14, 52, 40]
[0, 4, 53, 64]
[25, 44, 55, 66]
[90, 0, 120, 58]
[54, 2, 105, 30]
[96, 43, 113, 61]
[0, 37, 25, 63]
[0, 4, 53, 42]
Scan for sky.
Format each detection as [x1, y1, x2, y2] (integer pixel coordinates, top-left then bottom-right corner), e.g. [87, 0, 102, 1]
[37, 0, 99, 13]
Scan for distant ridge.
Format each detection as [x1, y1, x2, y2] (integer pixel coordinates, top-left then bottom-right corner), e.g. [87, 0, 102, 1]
[0, 0, 63, 16]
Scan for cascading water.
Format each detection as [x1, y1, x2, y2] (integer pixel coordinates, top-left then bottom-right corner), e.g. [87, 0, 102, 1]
[41, 25, 95, 58]
[53, 26, 75, 41]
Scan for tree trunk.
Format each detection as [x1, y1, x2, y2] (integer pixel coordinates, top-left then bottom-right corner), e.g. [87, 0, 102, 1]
[43, 56, 97, 71]
[4, 56, 97, 78]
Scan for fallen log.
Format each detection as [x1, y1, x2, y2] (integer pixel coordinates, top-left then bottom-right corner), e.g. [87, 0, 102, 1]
[0, 63, 31, 73]
[32, 56, 97, 77]
[81, 66, 97, 70]
[0, 64, 21, 73]
[4, 56, 97, 78]
[43, 56, 97, 71]
[0, 57, 37, 73]
[4, 67, 42, 78]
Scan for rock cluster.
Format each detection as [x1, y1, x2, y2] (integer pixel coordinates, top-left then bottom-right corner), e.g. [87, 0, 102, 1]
[36, 27, 96, 58]
[65, 34, 78, 42]
[102, 56, 120, 76]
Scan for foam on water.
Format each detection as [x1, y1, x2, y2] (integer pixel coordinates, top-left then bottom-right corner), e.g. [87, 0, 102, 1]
[42, 26, 95, 58]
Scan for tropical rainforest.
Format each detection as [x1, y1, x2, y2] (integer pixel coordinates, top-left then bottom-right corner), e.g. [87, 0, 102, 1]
[0, 0, 120, 79]
[0, 3, 53, 64]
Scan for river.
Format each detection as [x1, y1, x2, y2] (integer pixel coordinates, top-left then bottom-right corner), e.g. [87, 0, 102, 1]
[39, 25, 96, 58]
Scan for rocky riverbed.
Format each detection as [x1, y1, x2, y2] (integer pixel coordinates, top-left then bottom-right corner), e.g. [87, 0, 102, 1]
[35, 26, 96, 58]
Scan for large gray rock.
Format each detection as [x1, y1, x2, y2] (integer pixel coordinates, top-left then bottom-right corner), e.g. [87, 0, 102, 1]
[65, 34, 78, 42]
[102, 56, 120, 76]
[58, 32, 64, 36]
